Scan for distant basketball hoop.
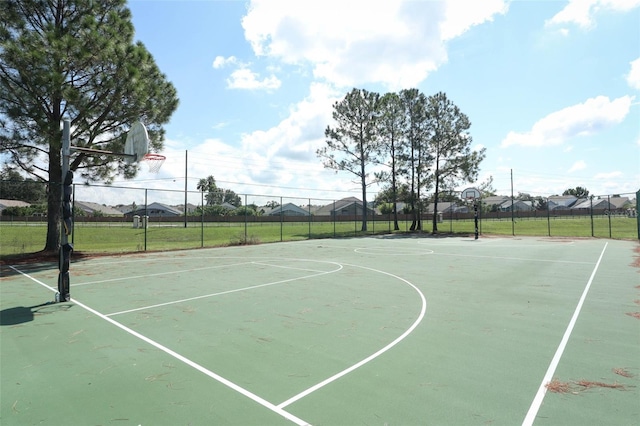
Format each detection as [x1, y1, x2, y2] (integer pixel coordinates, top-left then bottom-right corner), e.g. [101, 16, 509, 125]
[461, 187, 481, 202]
[141, 153, 166, 173]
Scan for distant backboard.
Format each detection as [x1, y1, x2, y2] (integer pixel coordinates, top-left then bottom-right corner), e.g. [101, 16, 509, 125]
[461, 187, 481, 200]
[124, 121, 149, 163]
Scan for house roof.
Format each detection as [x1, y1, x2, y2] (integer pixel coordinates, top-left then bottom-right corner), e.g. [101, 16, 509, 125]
[0, 199, 30, 209]
[313, 197, 373, 215]
[548, 195, 578, 208]
[75, 201, 123, 216]
[609, 197, 630, 208]
[127, 202, 183, 215]
[483, 195, 510, 206]
[264, 202, 310, 216]
[571, 198, 614, 209]
[499, 199, 533, 210]
[425, 202, 458, 214]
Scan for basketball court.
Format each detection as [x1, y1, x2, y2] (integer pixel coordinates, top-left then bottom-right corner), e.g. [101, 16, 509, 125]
[1, 235, 639, 425]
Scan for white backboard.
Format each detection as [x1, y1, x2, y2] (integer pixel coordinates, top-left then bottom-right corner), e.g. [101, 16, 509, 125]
[124, 121, 149, 163]
[461, 187, 481, 200]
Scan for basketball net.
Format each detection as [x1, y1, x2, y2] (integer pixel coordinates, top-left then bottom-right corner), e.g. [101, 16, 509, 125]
[141, 153, 166, 173]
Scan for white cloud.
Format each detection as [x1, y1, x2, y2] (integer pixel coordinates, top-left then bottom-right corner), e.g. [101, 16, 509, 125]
[213, 55, 280, 91]
[241, 0, 508, 89]
[568, 160, 587, 173]
[227, 68, 281, 91]
[501, 95, 634, 148]
[440, 0, 509, 40]
[593, 171, 623, 179]
[212, 55, 238, 69]
[546, 0, 640, 29]
[240, 82, 338, 166]
[626, 57, 640, 90]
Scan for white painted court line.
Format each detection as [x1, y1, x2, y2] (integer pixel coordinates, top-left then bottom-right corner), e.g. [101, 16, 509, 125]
[277, 262, 427, 409]
[10, 257, 425, 423]
[8, 264, 311, 426]
[251, 261, 330, 274]
[105, 262, 343, 317]
[522, 242, 608, 426]
[72, 260, 256, 287]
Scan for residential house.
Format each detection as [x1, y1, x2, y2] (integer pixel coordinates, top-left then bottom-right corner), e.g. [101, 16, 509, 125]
[263, 203, 310, 216]
[498, 199, 533, 212]
[75, 201, 124, 217]
[571, 198, 614, 211]
[483, 195, 510, 211]
[547, 195, 578, 211]
[125, 202, 183, 218]
[425, 202, 465, 214]
[313, 197, 375, 217]
[0, 199, 30, 213]
[609, 197, 631, 212]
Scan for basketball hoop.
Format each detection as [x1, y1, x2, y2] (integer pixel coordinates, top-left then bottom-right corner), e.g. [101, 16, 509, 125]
[141, 153, 166, 173]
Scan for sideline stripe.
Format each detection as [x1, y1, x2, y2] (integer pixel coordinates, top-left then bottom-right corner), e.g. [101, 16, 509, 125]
[522, 242, 608, 426]
[8, 265, 311, 426]
[72, 260, 256, 287]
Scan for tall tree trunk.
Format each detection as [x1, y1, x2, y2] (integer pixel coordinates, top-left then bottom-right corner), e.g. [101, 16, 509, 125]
[45, 139, 62, 253]
[432, 169, 440, 233]
[391, 163, 399, 231]
[361, 160, 367, 232]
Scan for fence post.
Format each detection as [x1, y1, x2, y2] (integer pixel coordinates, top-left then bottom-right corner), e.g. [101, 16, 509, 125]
[333, 200, 336, 237]
[144, 189, 148, 251]
[607, 195, 612, 238]
[244, 194, 248, 242]
[546, 197, 551, 237]
[280, 196, 283, 242]
[308, 198, 311, 239]
[590, 197, 594, 237]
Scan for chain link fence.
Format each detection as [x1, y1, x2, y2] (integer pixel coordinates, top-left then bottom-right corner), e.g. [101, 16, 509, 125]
[1, 181, 638, 256]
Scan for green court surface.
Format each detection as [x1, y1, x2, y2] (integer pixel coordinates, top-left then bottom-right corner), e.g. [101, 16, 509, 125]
[1, 236, 639, 425]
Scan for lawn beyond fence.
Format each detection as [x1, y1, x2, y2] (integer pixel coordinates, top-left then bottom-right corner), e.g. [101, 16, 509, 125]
[1, 213, 637, 257]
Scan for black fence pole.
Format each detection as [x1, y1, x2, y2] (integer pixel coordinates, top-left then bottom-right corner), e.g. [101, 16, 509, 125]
[546, 198, 551, 237]
[607, 195, 612, 238]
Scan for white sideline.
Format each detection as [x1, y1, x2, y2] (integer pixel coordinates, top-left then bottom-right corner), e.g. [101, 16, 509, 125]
[522, 242, 608, 426]
[8, 265, 311, 426]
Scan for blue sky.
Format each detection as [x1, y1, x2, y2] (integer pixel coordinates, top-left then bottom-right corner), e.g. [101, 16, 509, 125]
[111, 0, 639, 204]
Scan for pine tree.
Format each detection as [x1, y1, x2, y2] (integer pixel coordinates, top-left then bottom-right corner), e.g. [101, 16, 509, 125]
[0, 0, 179, 252]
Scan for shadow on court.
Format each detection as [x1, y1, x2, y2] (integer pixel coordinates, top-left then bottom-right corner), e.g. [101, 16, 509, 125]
[0, 302, 73, 326]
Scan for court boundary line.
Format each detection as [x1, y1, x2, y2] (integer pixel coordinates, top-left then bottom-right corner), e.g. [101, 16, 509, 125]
[105, 261, 343, 317]
[315, 243, 590, 264]
[72, 260, 256, 287]
[8, 264, 311, 426]
[8, 257, 427, 424]
[522, 242, 608, 426]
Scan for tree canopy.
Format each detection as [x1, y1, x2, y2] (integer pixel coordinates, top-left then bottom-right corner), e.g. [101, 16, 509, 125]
[0, 165, 46, 203]
[197, 175, 242, 207]
[563, 186, 590, 198]
[318, 88, 381, 231]
[0, 0, 179, 251]
[320, 87, 484, 233]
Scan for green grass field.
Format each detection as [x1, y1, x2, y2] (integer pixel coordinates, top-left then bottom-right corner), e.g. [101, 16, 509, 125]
[1, 215, 637, 257]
